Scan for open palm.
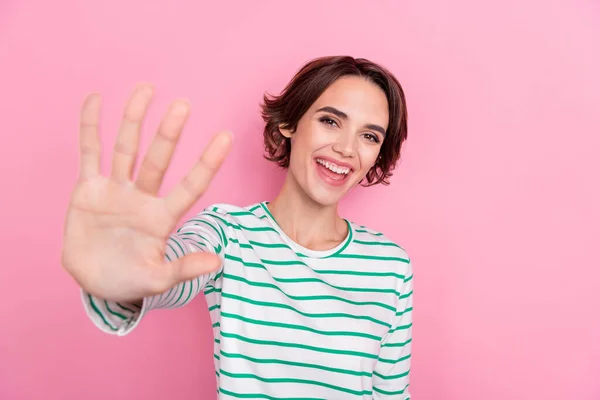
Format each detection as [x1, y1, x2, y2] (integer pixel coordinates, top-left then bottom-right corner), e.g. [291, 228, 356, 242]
[61, 85, 232, 302]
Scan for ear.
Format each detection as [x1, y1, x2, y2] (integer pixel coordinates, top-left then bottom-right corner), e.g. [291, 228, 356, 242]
[278, 124, 293, 138]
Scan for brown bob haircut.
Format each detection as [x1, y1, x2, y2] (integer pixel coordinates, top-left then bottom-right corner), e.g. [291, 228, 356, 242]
[261, 55, 408, 186]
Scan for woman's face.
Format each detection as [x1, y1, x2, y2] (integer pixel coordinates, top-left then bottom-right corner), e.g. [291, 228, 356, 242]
[280, 76, 389, 207]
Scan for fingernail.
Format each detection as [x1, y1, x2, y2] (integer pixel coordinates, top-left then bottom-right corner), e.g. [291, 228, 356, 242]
[137, 83, 154, 96]
[172, 101, 190, 116]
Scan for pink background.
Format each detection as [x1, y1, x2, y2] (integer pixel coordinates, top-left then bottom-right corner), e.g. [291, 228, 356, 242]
[1, 1, 599, 399]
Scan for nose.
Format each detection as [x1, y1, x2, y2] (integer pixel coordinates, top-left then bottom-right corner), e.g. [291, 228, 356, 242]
[331, 130, 356, 158]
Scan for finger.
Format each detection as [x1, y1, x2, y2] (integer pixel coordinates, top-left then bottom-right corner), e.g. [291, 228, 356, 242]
[165, 252, 222, 286]
[164, 131, 233, 219]
[111, 84, 154, 183]
[135, 100, 190, 195]
[78, 93, 102, 180]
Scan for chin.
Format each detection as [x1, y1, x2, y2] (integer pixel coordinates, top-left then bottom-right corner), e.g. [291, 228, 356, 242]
[304, 178, 352, 207]
[310, 192, 342, 207]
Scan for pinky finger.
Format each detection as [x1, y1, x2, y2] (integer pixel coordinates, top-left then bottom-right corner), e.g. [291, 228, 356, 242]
[78, 93, 102, 180]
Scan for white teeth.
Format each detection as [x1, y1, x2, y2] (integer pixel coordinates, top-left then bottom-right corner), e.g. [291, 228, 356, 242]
[316, 159, 350, 175]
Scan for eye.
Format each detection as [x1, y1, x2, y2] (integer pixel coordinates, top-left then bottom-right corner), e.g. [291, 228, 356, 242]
[319, 117, 338, 128]
[362, 133, 381, 143]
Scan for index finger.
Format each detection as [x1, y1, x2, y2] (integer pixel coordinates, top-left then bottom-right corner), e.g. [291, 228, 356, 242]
[164, 131, 233, 219]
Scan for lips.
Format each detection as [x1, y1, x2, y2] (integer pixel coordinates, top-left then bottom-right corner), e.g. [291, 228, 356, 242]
[314, 157, 354, 187]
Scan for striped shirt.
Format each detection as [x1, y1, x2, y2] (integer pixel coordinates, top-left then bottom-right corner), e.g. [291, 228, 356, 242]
[83, 202, 413, 399]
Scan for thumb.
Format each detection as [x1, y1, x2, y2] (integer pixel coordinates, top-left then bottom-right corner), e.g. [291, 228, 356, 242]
[167, 252, 223, 285]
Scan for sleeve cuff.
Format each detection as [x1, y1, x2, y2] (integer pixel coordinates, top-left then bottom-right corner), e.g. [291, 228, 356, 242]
[80, 289, 152, 336]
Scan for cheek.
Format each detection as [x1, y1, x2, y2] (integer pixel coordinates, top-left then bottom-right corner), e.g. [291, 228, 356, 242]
[359, 147, 382, 172]
[288, 135, 312, 176]
[291, 123, 325, 160]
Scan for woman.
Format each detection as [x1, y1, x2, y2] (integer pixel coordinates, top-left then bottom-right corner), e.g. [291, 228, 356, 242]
[62, 55, 413, 399]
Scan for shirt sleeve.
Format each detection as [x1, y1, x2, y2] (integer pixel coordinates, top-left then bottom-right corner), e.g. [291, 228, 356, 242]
[372, 261, 414, 399]
[81, 208, 230, 336]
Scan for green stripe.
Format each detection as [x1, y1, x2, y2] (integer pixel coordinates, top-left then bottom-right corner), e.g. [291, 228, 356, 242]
[164, 285, 180, 307]
[330, 253, 409, 263]
[157, 286, 176, 308]
[229, 221, 276, 232]
[223, 273, 395, 311]
[274, 277, 400, 296]
[182, 278, 195, 305]
[87, 295, 117, 331]
[230, 237, 308, 258]
[115, 302, 136, 314]
[377, 353, 411, 364]
[220, 311, 382, 341]
[173, 281, 187, 306]
[313, 269, 406, 279]
[179, 231, 211, 245]
[354, 239, 400, 247]
[104, 301, 127, 320]
[218, 369, 372, 397]
[171, 237, 186, 256]
[355, 229, 384, 236]
[202, 220, 226, 244]
[219, 350, 372, 377]
[248, 204, 262, 212]
[230, 237, 292, 250]
[166, 242, 179, 258]
[218, 388, 323, 400]
[389, 323, 413, 333]
[381, 338, 412, 348]
[225, 254, 401, 296]
[396, 306, 413, 316]
[229, 239, 252, 250]
[180, 233, 221, 254]
[398, 290, 413, 300]
[329, 219, 353, 256]
[214, 217, 229, 247]
[221, 292, 391, 328]
[228, 210, 256, 217]
[220, 330, 378, 359]
[260, 258, 306, 266]
[373, 384, 409, 396]
[208, 304, 221, 312]
[373, 369, 410, 380]
[204, 286, 222, 295]
[225, 212, 268, 220]
[200, 212, 278, 234]
[184, 240, 208, 253]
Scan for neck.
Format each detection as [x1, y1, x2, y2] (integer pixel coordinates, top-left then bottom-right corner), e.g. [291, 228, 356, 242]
[267, 172, 348, 251]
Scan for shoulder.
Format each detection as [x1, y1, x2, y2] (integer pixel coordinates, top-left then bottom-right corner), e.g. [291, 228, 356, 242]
[196, 202, 267, 225]
[349, 222, 412, 274]
[180, 202, 267, 244]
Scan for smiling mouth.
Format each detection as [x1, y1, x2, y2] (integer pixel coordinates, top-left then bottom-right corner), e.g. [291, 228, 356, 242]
[315, 158, 353, 184]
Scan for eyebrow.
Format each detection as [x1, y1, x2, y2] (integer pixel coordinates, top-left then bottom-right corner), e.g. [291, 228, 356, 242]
[316, 106, 387, 137]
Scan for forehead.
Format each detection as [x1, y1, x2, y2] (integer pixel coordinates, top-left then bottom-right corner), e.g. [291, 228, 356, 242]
[311, 76, 389, 128]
